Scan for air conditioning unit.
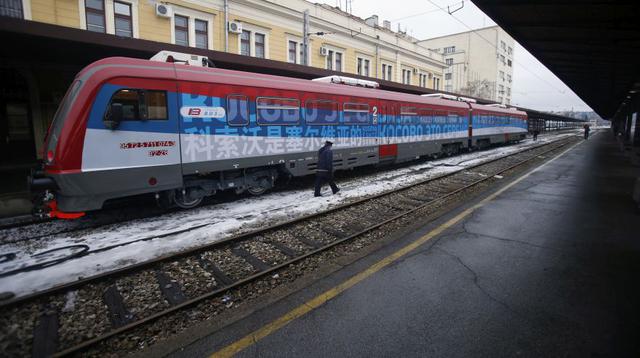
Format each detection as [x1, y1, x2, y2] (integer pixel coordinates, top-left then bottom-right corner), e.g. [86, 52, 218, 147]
[228, 21, 243, 34]
[155, 3, 172, 18]
[319, 46, 329, 56]
[412, 68, 419, 75]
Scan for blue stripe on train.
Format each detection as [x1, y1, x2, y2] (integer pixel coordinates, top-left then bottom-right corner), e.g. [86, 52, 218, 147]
[87, 84, 527, 138]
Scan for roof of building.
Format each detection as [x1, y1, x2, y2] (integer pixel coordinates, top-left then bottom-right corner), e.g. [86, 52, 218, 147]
[472, 0, 640, 118]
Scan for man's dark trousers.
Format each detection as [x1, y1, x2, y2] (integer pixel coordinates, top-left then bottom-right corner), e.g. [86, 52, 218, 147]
[314, 172, 339, 196]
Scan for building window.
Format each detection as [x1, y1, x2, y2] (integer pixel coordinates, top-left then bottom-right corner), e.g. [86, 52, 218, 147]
[507, 46, 513, 55]
[382, 64, 393, 81]
[240, 30, 250, 56]
[507, 74, 512, 82]
[500, 54, 506, 65]
[500, 40, 506, 51]
[445, 58, 453, 66]
[402, 69, 411, 85]
[254, 33, 265, 58]
[288, 40, 297, 63]
[443, 46, 455, 54]
[0, 0, 24, 18]
[326, 50, 343, 71]
[357, 58, 370, 77]
[507, 87, 511, 96]
[419, 73, 428, 87]
[195, 19, 208, 49]
[433, 77, 440, 90]
[498, 84, 504, 94]
[507, 59, 512, 67]
[174, 15, 189, 47]
[85, 0, 106, 33]
[114, 1, 132, 37]
[445, 73, 452, 80]
[499, 71, 505, 80]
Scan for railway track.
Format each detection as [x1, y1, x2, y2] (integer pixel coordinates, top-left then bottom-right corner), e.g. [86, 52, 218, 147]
[0, 134, 580, 357]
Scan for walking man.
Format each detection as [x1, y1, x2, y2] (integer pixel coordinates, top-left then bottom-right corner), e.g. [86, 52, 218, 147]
[584, 124, 590, 140]
[314, 141, 340, 197]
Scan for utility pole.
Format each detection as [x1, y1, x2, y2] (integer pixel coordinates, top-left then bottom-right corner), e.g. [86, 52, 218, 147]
[302, 10, 309, 66]
[224, 0, 229, 52]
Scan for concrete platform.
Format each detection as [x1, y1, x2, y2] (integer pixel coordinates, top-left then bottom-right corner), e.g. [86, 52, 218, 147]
[160, 131, 640, 357]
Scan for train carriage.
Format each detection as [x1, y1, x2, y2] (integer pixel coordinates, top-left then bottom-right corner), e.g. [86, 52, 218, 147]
[35, 52, 527, 217]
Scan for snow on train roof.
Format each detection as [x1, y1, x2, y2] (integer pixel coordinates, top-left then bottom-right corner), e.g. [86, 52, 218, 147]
[79, 57, 526, 116]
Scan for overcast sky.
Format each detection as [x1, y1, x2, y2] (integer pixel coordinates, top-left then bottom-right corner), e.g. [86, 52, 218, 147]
[316, 0, 593, 112]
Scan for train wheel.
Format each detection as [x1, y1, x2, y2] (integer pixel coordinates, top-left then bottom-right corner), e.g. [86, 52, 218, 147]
[247, 186, 267, 196]
[173, 188, 203, 209]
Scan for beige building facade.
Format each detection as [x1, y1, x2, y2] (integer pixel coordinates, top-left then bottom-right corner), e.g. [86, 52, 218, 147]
[419, 26, 515, 104]
[2, 0, 446, 88]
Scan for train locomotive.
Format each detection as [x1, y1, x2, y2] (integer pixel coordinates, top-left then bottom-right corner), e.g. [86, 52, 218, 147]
[32, 51, 527, 218]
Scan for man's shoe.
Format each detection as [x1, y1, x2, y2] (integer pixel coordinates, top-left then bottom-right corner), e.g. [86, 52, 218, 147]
[314, 194, 322, 197]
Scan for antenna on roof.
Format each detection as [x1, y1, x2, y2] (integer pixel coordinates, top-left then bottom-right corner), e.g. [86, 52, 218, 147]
[150, 50, 215, 67]
[313, 75, 379, 88]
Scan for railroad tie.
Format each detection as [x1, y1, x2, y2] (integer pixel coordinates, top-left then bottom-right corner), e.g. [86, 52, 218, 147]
[267, 241, 298, 257]
[103, 285, 135, 328]
[293, 235, 323, 249]
[155, 270, 187, 306]
[405, 194, 435, 202]
[320, 226, 350, 239]
[197, 256, 234, 287]
[31, 308, 58, 358]
[230, 247, 271, 272]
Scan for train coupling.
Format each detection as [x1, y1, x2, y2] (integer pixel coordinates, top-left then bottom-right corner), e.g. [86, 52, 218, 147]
[29, 167, 85, 219]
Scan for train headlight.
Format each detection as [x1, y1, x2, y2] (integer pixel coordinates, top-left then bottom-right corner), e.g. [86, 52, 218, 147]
[46, 150, 54, 163]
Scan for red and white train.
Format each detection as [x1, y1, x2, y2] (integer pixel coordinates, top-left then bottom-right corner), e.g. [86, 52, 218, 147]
[32, 51, 527, 218]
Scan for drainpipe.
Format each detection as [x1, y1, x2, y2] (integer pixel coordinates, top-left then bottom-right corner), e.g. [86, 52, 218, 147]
[376, 35, 380, 78]
[224, 0, 229, 52]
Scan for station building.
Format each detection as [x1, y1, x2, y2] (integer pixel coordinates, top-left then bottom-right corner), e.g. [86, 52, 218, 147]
[0, 0, 446, 169]
[418, 26, 515, 104]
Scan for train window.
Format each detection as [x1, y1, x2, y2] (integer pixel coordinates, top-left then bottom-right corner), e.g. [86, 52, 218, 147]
[106, 89, 167, 121]
[417, 108, 433, 125]
[227, 94, 249, 126]
[305, 100, 339, 125]
[343, 103, 370, 124]
[256, 97, 300, 125]
[400, 106, 416, 124]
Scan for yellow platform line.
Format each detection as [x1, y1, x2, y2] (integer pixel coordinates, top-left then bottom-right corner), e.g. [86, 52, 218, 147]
[211, 139, 584, 358]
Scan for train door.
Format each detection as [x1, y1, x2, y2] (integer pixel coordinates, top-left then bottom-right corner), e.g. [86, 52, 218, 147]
[378, 102, 398, 161]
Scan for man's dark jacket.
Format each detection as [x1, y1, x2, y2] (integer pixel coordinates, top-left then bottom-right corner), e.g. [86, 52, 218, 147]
[317, 145, 333, 174]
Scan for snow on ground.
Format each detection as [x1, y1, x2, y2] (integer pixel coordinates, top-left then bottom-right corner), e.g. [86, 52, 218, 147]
[0, 131, 580, 298]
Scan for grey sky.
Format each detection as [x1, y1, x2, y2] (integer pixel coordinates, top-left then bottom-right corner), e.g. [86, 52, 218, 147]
[316, 0, 592, 112]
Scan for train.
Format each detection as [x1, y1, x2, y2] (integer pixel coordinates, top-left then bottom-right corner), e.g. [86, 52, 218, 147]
[32, 51, 528, 218]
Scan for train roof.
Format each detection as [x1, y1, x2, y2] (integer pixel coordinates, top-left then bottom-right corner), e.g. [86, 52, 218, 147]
[77, 57, 527, 117]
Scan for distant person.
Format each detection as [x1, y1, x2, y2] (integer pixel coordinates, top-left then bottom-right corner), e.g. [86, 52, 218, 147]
[314, 141, 340, 197]
[533, 129, 539, 141]
[584, 124, 590, 140]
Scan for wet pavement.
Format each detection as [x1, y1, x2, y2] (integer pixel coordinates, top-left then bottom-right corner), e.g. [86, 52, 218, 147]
[162, 131, 640, 357]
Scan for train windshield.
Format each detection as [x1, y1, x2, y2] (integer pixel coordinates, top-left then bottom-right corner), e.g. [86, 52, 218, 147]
[45, 80, 82, 159]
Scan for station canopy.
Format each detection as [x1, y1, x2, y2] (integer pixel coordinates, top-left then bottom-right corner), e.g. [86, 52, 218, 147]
[473, 0, 640, 118]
